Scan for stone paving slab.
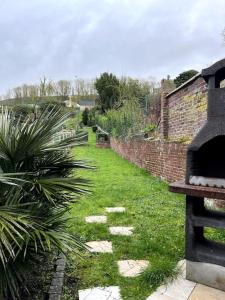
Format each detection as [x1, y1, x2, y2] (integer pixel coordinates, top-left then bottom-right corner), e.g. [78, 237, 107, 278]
[146, 278, 196, 300]
[146, 259, 225, 300]
[79, 286, 121, 300]
[189, 284, 225, 300]
[85, 216, 107, 223]
[105, 207, 126, 213]
[117, 260, 149, 277]
[109, 226, 134, 236]
[86, 241, 113, 253]
[177, 260, 186, 279]
[146, 294, 175, 300]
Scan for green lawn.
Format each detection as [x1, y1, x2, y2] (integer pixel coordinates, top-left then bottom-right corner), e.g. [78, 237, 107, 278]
[64, 129, 186, 300]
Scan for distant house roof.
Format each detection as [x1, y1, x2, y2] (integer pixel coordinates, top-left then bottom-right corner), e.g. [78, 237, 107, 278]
[79, 99, 95, 106]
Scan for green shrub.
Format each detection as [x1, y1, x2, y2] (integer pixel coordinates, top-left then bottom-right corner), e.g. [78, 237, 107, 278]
[96, 99, 145, 138]
[95, 73, 120, 111]
[0, 107, 91, 299]
[174, 70, 198, 87]
[143, 259, 179, 289]
[82, 108, 89, 125]
[144, 124, 157, 133]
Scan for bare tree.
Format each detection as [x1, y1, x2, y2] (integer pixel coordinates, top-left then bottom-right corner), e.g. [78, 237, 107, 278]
[56, 80, 71, 97]
[46, 80, 56, 96]
[39, 77, 47, 97]
[12, 86, 22, 99]
[27, 85, 39, 100]
[22, 84, 29, 98]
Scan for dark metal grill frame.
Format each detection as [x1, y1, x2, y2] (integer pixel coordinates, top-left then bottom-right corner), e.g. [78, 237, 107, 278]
[170, 58, 225, 268]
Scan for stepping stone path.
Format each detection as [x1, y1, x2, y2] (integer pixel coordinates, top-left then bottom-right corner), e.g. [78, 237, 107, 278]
[85, 215, 107, 223]
[86, 241, 113, 253]
[106, 207, 126, 213]
[80, 206, 149, 299]
[81, 208, 225, 299]
[109, 226, 134, 236]
[79, 286, 122, 300]
[117, 260, 149, 277]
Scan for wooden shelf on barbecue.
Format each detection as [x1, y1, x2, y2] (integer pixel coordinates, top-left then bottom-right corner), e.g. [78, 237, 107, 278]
[169, 181, 225, 200]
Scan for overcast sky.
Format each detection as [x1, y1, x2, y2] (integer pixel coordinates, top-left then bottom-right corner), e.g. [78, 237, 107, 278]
[0, 0, 225, 94]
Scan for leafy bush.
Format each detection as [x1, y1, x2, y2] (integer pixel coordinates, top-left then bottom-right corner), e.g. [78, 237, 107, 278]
[95, 73, 120, 112]
[82, 108, 89, 125]
[96, 99, 145, 138]
[174, 70, 198, 87]
[11, 104, 36, 123]
[142, 259, 179, 289]
[144, 124, 157, 133]
[0, 107, 90, 299]
[88, 106, 101, 126]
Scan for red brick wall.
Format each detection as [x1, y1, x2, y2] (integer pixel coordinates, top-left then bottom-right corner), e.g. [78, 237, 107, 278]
[96, 140, 110, 148]
[166, 76, 207, 140]
[109, 75, 208, 182]
[110, 138, 187, 182]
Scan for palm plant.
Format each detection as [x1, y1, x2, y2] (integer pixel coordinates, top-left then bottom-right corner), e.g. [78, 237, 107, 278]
[0, 107, 91, 299]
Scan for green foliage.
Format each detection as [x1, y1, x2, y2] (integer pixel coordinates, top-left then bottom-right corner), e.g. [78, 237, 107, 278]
[96, 99, 145, 138]
[118, 77, 161, 118]
[39, 100, 65, 113]
[95, 73, 120, 112]
[174, 70, 198, 88]
[0, 107, 91, 299]
[64, 116, 80, 130]
[11, 104, 36, 122]
[144, 124, 157, 133]
[82, 108, 89, 126]
[87, 106, 101, 126]
[143, 260, 179, 289]
[65, 130, 185, 300]
[120, 78, 151, 105]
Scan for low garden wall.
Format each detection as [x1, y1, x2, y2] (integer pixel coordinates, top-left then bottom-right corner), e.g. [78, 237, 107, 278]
[110, 138, 187, 182]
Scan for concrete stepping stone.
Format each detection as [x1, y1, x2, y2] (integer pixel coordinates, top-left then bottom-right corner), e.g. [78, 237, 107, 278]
[117, 260, 149, 277]
[79, 286, 121, 300]
[105, 207, 125, 213]
[146, 260, 196, 300]
[146, 278, 196, 300]
[109, 226, 134, 236]
[85, 216, 107, 223]
[86, 241, 113, 253]
[189, 283, 225, 300]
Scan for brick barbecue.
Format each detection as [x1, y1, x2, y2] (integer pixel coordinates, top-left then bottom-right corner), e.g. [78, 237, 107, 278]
[169, 58, 225, 291]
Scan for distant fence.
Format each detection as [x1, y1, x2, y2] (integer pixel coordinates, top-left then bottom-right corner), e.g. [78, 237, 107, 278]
[52, 129, 88, 145]
[53, 129, 78, 142]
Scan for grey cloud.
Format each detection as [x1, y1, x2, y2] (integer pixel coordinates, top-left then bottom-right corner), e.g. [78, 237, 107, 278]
[0, 0, 224, 94]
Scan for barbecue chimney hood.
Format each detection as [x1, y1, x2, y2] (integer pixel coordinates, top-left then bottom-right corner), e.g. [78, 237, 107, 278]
[169, 58, 225, 292]
[187, 58, 225, 188]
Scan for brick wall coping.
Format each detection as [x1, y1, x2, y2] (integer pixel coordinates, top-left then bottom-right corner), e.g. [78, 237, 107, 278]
[166, 73, 201, 98]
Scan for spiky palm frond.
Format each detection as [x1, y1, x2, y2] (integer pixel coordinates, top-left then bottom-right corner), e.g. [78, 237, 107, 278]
[0, 106, 91, 299]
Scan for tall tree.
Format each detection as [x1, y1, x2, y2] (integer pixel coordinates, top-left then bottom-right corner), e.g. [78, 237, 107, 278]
[95, 73, 120, 112]
[39, 77, 47, 97]
[174, 70, 198, 88]
[56, 80, 71, 97]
